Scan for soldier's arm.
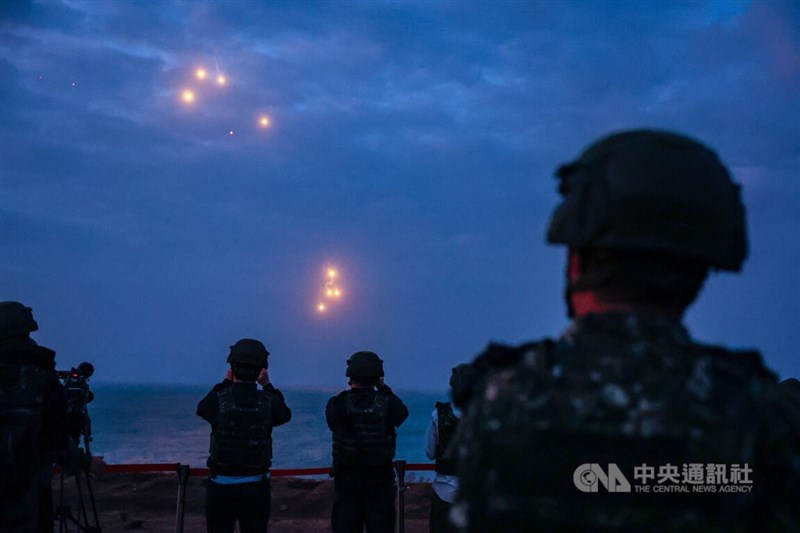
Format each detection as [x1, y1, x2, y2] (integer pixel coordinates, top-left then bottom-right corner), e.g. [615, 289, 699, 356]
[325, 394, 343, 432]
[265, 384, 292, 427]
[425, 409, 438, 460]
[385, 390, 409, 427]
[196, 380, 229, 422]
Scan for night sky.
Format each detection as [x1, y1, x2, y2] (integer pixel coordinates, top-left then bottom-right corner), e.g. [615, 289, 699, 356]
[2, 1, 798, 390]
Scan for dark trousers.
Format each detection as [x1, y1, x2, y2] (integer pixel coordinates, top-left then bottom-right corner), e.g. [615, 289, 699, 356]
[205, 477, 271, 533]
[429, 488, 457, 533]
[332, 465, 396, 533]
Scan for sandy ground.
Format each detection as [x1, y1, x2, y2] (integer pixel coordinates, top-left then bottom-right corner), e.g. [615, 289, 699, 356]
[54, 472, 432, 532]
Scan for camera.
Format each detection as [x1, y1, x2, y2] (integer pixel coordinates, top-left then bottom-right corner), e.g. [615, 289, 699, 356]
[56, 361, 95, 443]
[54, 362, 101, 532]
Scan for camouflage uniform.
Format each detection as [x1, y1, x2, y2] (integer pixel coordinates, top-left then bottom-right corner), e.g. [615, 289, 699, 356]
[453, 313, 800, 531]
[451, 130, 800, 531]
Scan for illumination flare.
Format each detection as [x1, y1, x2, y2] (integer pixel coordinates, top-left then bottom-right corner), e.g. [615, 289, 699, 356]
[317, 265, 343, 314]
[178, 63, 278, 135]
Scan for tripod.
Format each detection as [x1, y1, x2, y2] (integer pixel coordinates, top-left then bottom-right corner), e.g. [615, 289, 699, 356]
[57, 402, 101, 532]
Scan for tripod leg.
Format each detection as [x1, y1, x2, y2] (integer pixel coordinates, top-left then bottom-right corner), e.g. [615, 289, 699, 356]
[83, 470, 101, 532]
[74, 471, 89, 528]
[81, 426, 102, 532]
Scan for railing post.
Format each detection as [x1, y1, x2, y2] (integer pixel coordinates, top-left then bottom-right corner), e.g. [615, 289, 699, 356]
[395, 459, 406, 533]
[175, 463, 190, 533]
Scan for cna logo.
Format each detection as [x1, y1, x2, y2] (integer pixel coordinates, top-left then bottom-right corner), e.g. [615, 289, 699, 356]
[573, 463, 632, 493]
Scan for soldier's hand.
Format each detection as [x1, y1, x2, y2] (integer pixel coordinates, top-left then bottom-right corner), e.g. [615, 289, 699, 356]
[258, 368, 270, 387]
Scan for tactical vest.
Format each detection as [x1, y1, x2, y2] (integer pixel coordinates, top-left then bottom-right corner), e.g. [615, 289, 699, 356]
[0, 363, 48, 497]
[434, 401, 459, 475]
[208, 387, 272, 475]
[455, 315, 787, 532]
[332, 390, 395, 466]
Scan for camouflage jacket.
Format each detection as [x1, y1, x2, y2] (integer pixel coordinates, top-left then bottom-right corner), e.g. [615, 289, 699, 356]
[452, 312, 800, 532]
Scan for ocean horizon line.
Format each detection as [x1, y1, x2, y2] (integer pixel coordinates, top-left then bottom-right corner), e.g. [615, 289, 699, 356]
[87, 381, 446, 395]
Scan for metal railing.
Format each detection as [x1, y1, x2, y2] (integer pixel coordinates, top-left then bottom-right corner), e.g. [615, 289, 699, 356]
[98, 461, 435, 533]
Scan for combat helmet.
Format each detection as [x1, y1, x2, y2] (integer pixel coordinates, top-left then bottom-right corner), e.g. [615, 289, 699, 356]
[227, 338, 269, 368]
[0, 301, 39, 341]
[346, 351, 384, 378]
[547, 129, 747, 271]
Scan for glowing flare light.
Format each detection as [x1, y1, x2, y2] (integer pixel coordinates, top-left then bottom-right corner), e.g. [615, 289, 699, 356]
[177, 64, 278, 134]
[316, 265, 344, 313]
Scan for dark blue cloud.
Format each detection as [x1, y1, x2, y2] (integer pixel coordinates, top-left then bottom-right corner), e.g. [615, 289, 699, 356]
[2, 1, 798, 389]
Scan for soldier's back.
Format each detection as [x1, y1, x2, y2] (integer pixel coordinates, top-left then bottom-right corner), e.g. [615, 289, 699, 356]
[454, 312, 800, 532]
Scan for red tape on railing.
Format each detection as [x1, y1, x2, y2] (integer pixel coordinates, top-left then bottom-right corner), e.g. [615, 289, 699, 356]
[99, 462, 435, 476]
[104, 464, 176, 473]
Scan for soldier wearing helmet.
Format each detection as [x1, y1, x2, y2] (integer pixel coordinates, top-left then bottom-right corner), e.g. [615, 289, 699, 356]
[0, 301, 73, 532]
[326, 350, 408, 533]
[196, 338, 292, 533]
[451, 130, 800, 531]
[425, 364, 474, 533]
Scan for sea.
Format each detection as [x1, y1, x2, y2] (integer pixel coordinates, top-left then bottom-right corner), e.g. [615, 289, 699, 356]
[85, 384, 446, 476]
